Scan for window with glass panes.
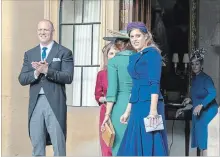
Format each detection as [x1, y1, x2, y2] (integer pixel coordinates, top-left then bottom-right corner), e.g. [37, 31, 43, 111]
[59, 0, 101, 106]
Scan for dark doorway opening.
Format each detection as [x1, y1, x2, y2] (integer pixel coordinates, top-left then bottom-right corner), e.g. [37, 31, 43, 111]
[151, 0, 190, 104]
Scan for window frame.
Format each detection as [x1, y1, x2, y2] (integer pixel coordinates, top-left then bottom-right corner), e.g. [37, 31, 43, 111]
[59, 0, 102, 107]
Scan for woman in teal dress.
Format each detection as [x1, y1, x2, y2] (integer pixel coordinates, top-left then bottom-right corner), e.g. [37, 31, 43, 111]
[117, 22, 168, 156]
[180, 48, 219, 156]
[101, 30, 135, 155]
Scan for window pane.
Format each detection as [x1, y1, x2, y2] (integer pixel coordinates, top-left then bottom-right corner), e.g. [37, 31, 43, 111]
[71, 67, 82, 106]
[74, 25, 92, 65]
[74, 0, 83, 23]
[61, 0, 83, 23]
[92, 24, 100, 65]
[61, 25, 73, 52]
[82, 67, 99, 106]
[83, 0, 101, 22]
[61, 0, 75, 23]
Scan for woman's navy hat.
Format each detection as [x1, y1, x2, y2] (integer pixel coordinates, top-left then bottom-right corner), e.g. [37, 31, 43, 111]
[127, 22, 148, 35]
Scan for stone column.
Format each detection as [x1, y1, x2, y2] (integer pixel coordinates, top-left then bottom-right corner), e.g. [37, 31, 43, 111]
[198, 0, 220, 155]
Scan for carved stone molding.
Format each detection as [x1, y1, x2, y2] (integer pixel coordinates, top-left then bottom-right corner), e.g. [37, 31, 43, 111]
[189, 0, 199, 53]
[44, 0, 51, 20]
[188, 0, 199, 93]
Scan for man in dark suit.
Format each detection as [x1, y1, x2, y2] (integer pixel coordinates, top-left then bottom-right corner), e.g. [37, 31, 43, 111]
[18, 19, 74, 156]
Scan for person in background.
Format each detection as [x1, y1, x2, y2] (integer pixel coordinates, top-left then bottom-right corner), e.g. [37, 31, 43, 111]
[117, 22, 169, 156]
[177, 48, 219, 156]
[95, 41, 118, 156]
[101, 29, 135, 156]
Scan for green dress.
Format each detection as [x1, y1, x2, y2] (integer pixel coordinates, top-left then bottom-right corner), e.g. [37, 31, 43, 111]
[106, 50, 134, 155]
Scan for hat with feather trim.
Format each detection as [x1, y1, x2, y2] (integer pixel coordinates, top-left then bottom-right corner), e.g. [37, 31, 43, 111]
[103, 29, 130, 41]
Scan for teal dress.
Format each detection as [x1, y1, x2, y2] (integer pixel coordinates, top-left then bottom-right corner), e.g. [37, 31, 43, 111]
[106, 50, 134, 155]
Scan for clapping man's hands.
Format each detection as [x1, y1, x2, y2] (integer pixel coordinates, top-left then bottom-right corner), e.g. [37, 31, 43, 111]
[31, 61, 49, 77]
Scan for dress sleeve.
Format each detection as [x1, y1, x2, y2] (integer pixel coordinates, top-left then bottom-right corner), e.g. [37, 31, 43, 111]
[94, 71, 103, 105]
[147, 49, 162, 94]
[106, 60, 118, 103]
[201, 77, 217, 108]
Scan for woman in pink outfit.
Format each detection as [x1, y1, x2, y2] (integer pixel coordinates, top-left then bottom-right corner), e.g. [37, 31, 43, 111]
[95, 41, 118, 156]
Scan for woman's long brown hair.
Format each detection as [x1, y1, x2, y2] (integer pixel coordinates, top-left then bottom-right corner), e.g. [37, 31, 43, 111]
[101, 41, 115, 69]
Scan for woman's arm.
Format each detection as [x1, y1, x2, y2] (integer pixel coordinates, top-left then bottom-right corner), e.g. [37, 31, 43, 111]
[124, 103, 132, 114]
[150, 94, 159, 114]
[101, 60, 119, 131]
[201, 77, 217, 108]
[124, 94, 132, 114]
[105, 102, 114, 116]
[105, 59, 118, 115]
[94, 71, 103, 105]
[147, 50, 162, 115]
[120, 102, 132, 124]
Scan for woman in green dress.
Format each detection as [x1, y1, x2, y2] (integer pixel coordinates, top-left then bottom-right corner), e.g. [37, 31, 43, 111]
[101, 30, 135, 155]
